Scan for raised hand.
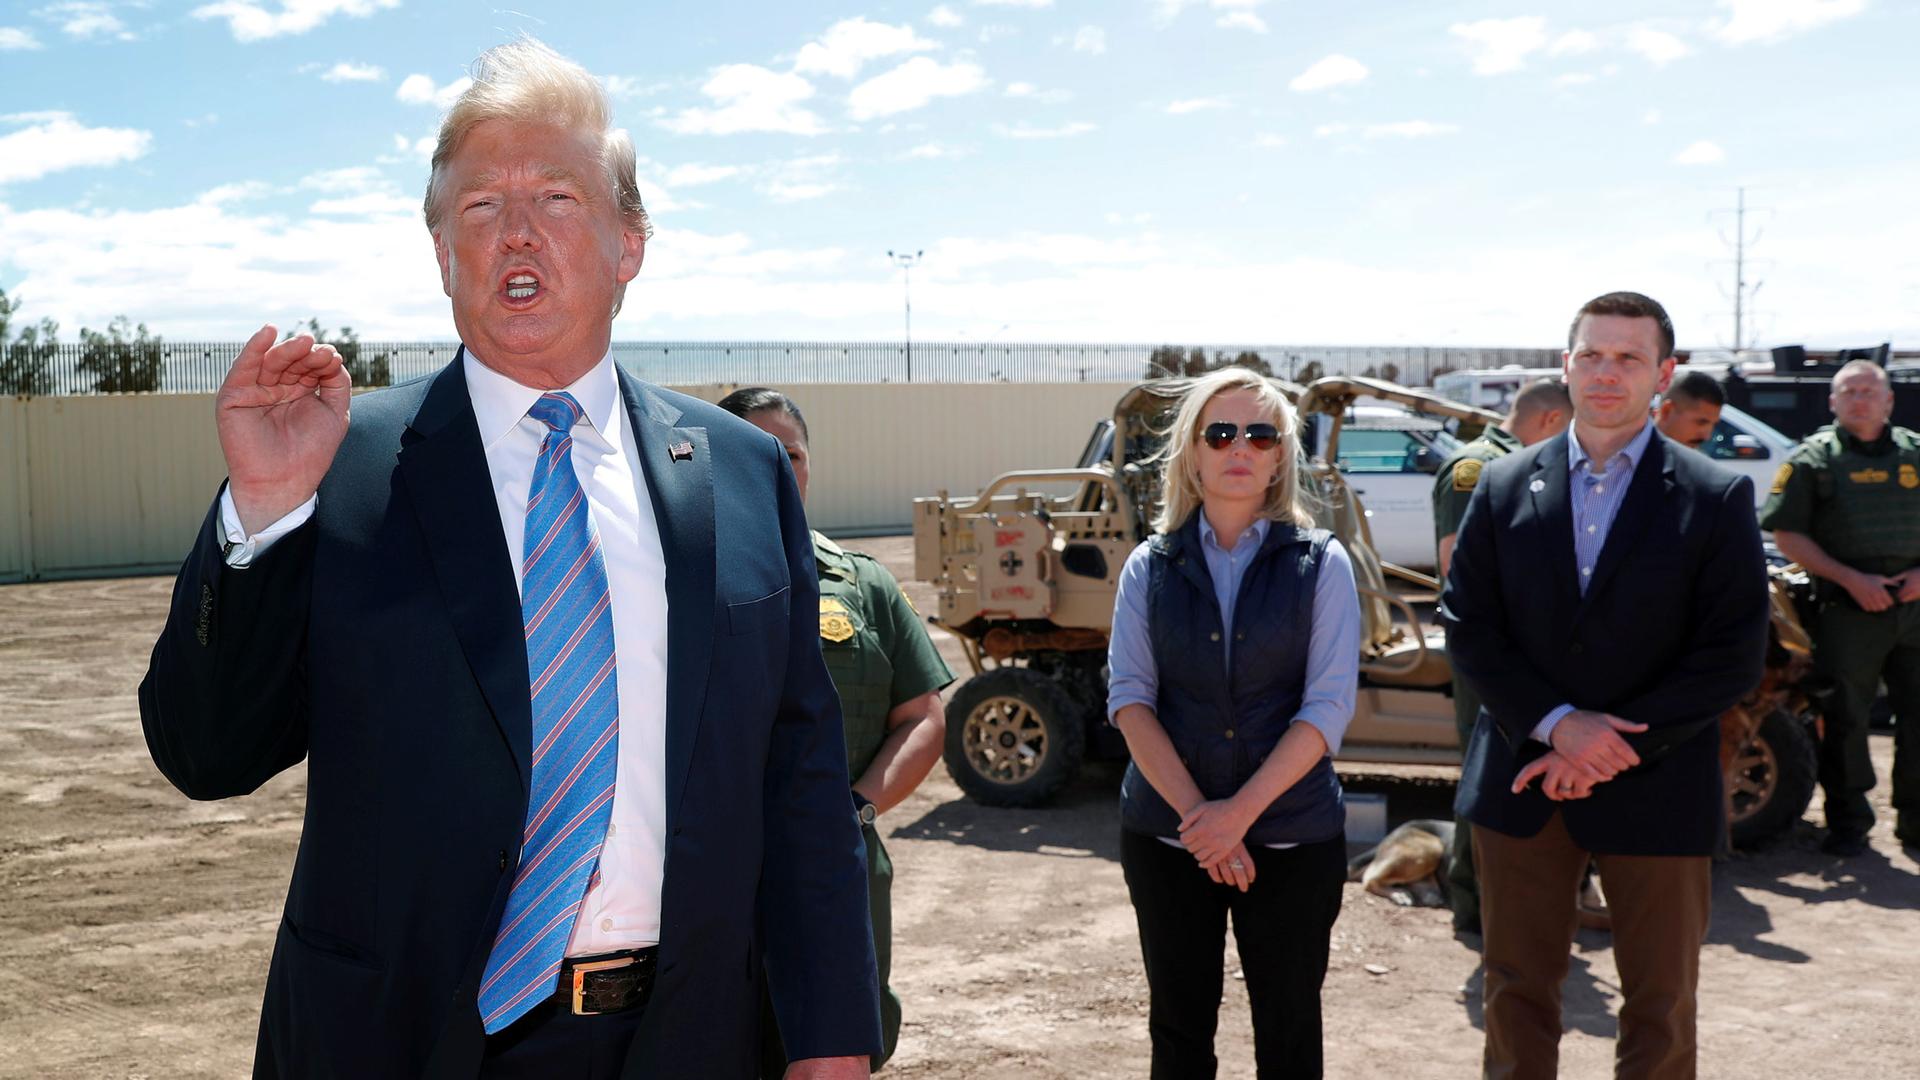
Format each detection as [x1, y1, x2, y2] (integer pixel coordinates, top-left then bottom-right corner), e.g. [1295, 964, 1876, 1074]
[1548, 709, 1647, 780]
[217, 324, 352, 534]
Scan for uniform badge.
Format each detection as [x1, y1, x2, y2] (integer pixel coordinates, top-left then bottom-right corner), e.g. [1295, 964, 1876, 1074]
[1771, 463, 1793, 495]
[1902, 464, 1919, 490]
[1849, 467, 1890, 485]
[819, 597, 856, 642]
[1453, 459, 1483, 493]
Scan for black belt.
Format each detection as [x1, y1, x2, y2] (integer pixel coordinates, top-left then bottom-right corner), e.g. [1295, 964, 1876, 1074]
[549, 946, 658, 1016]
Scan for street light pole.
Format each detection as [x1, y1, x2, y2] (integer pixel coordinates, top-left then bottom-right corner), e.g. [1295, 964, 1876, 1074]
[888, 249, 922, 382]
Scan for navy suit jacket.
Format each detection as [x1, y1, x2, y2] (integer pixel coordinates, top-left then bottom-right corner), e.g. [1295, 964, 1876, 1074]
[1441, 430, 1769, 856]
[140, 356, 881, 1078]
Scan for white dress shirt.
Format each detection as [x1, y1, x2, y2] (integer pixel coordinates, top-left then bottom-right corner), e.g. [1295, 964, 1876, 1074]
[220, 347, 670, 954]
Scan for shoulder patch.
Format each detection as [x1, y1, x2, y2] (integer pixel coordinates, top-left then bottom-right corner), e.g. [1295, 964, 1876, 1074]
[1902, 463, 1919, 490]
[1453, 458, 1483, 493]
[1771, 462, 1793, 495]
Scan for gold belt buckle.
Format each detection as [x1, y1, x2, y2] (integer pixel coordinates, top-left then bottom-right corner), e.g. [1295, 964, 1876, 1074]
[569, 956, 636, 1015]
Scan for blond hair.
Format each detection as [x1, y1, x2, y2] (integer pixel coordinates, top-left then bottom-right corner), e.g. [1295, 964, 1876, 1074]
[1151, 367, 1316, 534]
[421, 39, 653, 313]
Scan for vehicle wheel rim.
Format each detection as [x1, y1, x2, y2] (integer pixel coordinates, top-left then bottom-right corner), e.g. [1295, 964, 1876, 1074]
[962, 695, 1048, 785]
[1728, 737, 1778, 824]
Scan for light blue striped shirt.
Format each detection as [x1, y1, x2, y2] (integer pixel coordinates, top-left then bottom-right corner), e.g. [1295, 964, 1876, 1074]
[1533, 419, 1657, 742]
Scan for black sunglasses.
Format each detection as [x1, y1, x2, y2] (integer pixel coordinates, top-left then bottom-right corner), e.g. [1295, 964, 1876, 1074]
[1200, 422, 1280, 451]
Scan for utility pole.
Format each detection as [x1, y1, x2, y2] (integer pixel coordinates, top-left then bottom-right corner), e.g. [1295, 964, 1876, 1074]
[888, 249, 922, 381]
[1714, 187, 1768, 352]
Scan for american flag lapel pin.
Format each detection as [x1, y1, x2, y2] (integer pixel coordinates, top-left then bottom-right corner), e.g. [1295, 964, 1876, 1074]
[669, 439, 695, 463]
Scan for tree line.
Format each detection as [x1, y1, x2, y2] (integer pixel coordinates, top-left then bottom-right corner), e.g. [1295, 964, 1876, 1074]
[0, 287, 391, 395]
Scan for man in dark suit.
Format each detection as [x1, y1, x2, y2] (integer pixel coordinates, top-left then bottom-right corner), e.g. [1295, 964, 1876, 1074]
[139, 39, 878, 1079]
[1442, 291, 1769, 1080]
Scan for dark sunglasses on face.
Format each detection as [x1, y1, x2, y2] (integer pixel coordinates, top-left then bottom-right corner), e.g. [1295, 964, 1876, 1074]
[1201, 422, 1280, 451]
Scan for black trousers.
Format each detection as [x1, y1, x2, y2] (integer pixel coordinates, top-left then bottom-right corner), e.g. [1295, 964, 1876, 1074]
[1120, 828, 1346, 1080]
[479, 997, 646, 1079]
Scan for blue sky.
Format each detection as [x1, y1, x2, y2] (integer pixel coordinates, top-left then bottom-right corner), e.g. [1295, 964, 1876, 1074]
[1, 0, 1915, 348]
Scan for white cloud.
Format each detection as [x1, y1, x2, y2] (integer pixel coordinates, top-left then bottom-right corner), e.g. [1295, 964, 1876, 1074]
[794, 17, 935, 80]
[1005, 81, 1035, 97]
[661, 65, 826, 136]
[1674, 140, 1725, 165]
[0, 111, 151, 184]
[758, 153, 844, 203]
[395, 73, 472, 108]
[0, 27, 42, 49]
[1313, 123, 1349, 138]
[663, 163, 739, 187]
[1153, 0, 1270, 31]
[1072, 25, 1106, 53]
[1289, 54, 1368, 93]
[973, 0, 1052, 7]
[1712, 0, 1866, 45]
[321, 60, 383, 83]
[38, 2, 132, 41]
[1165, 97, 1230, 115]
[928, 5, 963, 28]
[604, 76, 670, 100]
[1252, 133, 1287, 148]
[903, 142, 969, 159]
[977, 24, 1017, 43]
[310, 192, 417, 216]
[1643, 108, 1662, 125]
[847, 57, 989, 121]
[197, 181, 273, 206]
[1364, 121, 1460, 139]
[191, 0, 399, 43]
[1627, 25, 1690, 65]
[1555, 72, 1596, 86]
[994, 121, 1096, 139]
[1549, 29, 1600, 55]
[1450, 17, 1549, 75]
[927, 233, 1157, 272]
[298, 166, 385, 194]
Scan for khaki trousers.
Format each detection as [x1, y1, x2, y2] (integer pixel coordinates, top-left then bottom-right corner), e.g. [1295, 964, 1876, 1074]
[1474, 813, 1711, 1080]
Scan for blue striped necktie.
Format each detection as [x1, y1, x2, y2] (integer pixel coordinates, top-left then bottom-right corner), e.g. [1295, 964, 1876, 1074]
[478, 391, 622, 1033]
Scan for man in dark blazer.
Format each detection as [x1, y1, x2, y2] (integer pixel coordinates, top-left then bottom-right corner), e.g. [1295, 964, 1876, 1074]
[1442, 291, 1769, 1080]
[139, 39, 878, 1079]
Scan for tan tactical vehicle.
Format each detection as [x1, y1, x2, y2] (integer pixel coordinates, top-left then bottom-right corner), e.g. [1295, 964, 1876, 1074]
[912, 375, 1819, 850]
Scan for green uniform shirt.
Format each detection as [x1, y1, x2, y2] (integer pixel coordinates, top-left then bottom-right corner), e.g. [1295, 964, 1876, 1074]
[1759, 424, 1920, 576]
[1432, 425, 1522, 544]
[813, 531, 956, 781]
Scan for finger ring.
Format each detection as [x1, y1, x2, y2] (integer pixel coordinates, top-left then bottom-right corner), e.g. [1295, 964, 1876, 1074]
[1229, 859, 1245, 870]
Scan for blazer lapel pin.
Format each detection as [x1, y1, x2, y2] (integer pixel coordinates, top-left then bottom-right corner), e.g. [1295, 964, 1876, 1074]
[1530, 478, 1546, 493]
[669, 439, 695, 463]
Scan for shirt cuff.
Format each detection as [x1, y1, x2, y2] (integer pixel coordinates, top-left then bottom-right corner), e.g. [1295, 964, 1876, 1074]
[219, 487, 316, 568]
[1531, 704, 1575, 745]
[1105, 690, 1156, 725]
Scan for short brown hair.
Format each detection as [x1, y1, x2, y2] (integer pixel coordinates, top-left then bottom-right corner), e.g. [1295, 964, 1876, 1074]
[1567, 291, 1675, 359]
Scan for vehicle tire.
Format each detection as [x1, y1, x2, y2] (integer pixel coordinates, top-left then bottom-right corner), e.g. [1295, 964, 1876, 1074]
[943, 666, 1087, 808]
[1728, 707, 1819, 850]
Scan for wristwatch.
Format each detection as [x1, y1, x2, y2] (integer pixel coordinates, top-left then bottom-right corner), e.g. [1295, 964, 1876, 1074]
[851, 790, 878, 827]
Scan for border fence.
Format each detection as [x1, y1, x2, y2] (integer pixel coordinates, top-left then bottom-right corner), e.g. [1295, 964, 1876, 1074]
[18, 340, 1562, 395]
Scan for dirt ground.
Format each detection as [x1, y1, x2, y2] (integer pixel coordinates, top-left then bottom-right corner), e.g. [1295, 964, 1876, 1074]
[2, 536, 1917, 1079]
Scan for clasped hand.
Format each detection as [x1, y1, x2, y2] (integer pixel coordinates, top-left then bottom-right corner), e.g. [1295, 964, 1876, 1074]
[1178, 799, 1257, 892]
[1512, 709, 1647, 799]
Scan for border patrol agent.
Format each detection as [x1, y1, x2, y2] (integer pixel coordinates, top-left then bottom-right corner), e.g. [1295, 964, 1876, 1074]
[1432, 378, 1570, 931]
[1762, 360, 1920, 856]
[716, 389, 957, 1072]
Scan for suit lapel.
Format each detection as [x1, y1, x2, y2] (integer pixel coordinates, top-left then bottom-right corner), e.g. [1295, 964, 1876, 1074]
[617, 368, 714, 826]
[396, 352, 533, 794]
[1580, 435, 1674, 610]
[1527, 436, 1582, 616]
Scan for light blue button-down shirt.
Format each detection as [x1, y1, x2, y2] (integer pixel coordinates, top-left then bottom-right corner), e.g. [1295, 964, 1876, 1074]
[1105, 515, 1360, 754]
[1532, 419, 1657, 743]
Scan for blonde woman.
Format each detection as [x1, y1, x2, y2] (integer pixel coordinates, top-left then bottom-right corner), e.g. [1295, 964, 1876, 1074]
[1107, 366, 1360, 1078]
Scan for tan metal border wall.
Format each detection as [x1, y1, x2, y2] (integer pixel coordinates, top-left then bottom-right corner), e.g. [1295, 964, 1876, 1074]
[1, 383, 1129, 581]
